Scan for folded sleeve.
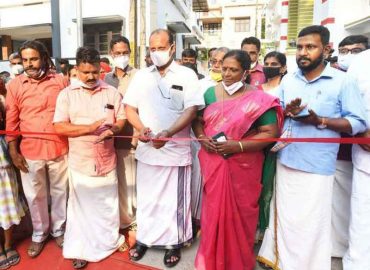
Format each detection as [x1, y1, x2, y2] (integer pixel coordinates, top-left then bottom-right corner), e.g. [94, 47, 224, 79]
[53, 88, 70, 123]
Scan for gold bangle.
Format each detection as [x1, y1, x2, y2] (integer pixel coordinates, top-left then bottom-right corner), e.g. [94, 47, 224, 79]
[198, 134, 206, 139]
[238, 141, 244, 152]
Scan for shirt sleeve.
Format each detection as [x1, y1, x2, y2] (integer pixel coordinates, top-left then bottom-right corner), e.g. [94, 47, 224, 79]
[123, 70, 141, 108]
[53, 89, 70, 123]
[5, 81, 20, 142]
[113, 91, 126, 120]
[339, 74, 367, 135]
[184, 70, 205, 110]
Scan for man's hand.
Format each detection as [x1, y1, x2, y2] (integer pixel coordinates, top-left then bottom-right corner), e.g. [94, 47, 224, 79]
[285, 98, 307, 117]
[292, 109, 321, 126]
[95, 129, 114, 143]
[152, 130, 171, 149]
[90, 119, 106, 133]
[215, 140, 241, 155]
[9, 150, 29, 173]
[139, 127, 153, 143]
[357, 129, 370, 152]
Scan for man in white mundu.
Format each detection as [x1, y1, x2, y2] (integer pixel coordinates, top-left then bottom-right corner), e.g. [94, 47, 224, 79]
[124, 29, 204, 268]
[343, 49, 370, 270]
[53, 47, 125, 269]
[257, 25, 367, 270]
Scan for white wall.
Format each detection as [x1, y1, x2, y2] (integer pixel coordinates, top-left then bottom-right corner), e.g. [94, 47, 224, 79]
[59, 0, 130, 58]
[0, 2, 51, 28]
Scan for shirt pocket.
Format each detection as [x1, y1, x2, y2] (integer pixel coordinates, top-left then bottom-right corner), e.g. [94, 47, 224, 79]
[47, 89, 61, 108]
[169, 88, 184, 111]
[312, 100, 339, 118]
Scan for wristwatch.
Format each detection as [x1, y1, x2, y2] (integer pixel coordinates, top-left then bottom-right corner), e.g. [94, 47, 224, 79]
[317, 117, 328, 129]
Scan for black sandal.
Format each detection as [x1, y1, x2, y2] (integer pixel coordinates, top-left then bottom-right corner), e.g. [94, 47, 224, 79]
[4, 247, 20, 266]
[0, 251, 9, 270]
[72, 259, 87, 269]
[129, 243, 148, 261]
[163, 248, 181, 268]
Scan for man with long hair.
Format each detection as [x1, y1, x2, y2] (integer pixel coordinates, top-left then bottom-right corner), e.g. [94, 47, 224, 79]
[5, 40, 69, 257]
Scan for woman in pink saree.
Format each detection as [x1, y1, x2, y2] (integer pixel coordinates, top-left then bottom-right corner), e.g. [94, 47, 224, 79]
[193, 50, 283, 270]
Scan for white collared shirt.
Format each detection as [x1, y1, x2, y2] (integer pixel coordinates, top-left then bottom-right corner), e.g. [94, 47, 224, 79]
[348, 49, 370, 173]
[123, 61, 204, 166]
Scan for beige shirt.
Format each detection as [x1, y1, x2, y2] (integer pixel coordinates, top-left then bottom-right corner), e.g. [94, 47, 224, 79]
[53, 80, 125, 176]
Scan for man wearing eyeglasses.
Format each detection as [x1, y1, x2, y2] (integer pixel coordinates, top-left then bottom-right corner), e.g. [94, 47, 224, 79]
[336, 35, 368, 71]
[104, 36, 138, 232]
[241, 36, 266, 87]
[123, 29, 204, 267]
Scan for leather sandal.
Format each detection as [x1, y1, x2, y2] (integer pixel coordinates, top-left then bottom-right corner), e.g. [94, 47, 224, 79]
[72, 259, 87, 269]
[4, 247, 20, 266]
[163, 248, 181, 268]
[54, 235, 64, 248]
[129, 243, 148, 261]
[27, 241, 46, 258]
[0, 251, 9, 270]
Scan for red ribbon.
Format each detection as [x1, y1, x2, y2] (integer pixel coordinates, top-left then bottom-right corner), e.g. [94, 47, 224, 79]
[1, 130, 370, 144]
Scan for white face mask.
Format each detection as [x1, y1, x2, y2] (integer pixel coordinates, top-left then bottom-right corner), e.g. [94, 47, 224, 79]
[70, 77, 79, 85]
[24, 68, 45, 79]
[78, 79, 100, 89]
[113, 55, 129, 70]
[11, 64, 24, 75]
[337, 54, 355, 71]
[150, 46, 173, 67]
[222, 81, 244, 96]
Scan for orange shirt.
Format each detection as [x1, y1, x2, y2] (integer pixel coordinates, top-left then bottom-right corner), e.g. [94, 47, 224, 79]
[5, 72, 68, 160]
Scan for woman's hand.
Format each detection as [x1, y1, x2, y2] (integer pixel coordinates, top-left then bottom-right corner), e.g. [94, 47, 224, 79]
[215, 140, 242, 155]
[199, 135, 218, 153]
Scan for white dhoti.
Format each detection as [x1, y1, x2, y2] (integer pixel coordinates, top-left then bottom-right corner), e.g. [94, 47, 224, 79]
[190, 140, 202, 221]
[136, 161, 192, 248]
[20, 155, 68, 242]
[343, 166, 370, 269]
[257, 161, 333, 270]
[332, 160, 353, 257]
[116, 149, 137, 228]
[63, 168, 125, 262]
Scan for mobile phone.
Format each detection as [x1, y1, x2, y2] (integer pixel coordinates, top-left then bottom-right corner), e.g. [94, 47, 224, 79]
[104, 104, 114, 126]
[294, 107, 310, 118]
[212, 132, 232, 159]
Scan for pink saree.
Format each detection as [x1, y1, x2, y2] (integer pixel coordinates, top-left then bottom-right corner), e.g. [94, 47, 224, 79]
[195, 89, 283, 270]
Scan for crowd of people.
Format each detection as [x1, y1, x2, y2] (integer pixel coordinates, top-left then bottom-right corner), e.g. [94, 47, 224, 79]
[0, 24, 369, 270]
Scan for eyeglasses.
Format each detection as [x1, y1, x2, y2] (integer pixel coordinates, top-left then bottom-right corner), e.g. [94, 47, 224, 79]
[338, 48, 364, 55]
[210, 59, 223, 65]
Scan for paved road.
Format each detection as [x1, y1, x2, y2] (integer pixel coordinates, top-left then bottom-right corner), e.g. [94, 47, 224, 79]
[135, 238, 343, 270]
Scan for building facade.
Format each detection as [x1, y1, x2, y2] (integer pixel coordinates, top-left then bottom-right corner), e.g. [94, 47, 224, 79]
[199, 0, 267, 50]
[0, 0, 208, 70]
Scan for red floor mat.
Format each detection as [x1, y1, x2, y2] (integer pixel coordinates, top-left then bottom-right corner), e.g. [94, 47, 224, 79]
[10, 238, 159, 270]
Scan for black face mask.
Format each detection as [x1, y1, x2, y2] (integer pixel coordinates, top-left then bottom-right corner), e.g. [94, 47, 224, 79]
[263, 67, 281, 79]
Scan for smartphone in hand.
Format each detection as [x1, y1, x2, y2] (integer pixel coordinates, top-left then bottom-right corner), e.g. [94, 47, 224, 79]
[212, 132, 232, 159]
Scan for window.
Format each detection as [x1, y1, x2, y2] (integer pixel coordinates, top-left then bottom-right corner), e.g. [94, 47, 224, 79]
[84, 22, 122, 55]
[204, 23, 222, 34]
[234, 17, 250, 32]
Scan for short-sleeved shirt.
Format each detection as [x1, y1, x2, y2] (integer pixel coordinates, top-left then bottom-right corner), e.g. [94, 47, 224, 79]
[277, 64, 367, 175]
[5, 72, 68, 160]
[53, 80, 125, 176]
[123, 61, 205, 166]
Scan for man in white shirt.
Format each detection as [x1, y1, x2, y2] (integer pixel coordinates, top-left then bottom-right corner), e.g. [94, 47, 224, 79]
[343, 49, 370, 270]
[124, 29, 204, 268]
